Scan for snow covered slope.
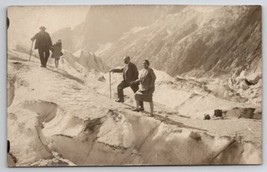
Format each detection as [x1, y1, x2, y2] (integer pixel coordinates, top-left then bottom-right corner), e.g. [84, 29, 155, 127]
[7, 50, 261, 166]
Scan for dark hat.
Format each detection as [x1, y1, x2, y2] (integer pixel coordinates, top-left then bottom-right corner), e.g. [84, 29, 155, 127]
[144, 59, 150, 66]
[39, 26, 46, 30]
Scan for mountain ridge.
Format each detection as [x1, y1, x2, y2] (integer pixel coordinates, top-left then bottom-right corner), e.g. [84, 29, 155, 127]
[99, 6, 261, 78]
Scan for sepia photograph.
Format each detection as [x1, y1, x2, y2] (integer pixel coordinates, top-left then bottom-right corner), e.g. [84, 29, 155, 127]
[7, 5, 262, 166]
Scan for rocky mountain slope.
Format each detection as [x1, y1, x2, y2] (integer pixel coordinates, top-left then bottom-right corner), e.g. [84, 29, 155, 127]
[63, 50, 110, 73]
[51, 5, 186, 52]
[99, 6, 261, 78]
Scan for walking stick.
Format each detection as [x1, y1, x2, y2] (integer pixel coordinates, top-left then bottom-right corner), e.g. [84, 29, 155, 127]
[29, 40, 34, 61]
[109, 72, 112, 99]
[62, 57, 64, 70]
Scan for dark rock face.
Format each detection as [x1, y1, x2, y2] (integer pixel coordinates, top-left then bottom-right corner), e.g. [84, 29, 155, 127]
[100, 6, 261, 78]
[226, 107, 256, 119]
[63, 50, 110, 73]
[52, 6, 261, 78]
[77, 51, 110, 72]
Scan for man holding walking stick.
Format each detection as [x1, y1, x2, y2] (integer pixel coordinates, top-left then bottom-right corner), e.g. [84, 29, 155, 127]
[109, 56, 144, 111]
[31, 26, 52, 68]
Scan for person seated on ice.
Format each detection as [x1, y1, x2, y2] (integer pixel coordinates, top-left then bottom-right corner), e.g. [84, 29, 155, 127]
[109, 56, 144, 110]
[51, 39, 63, 68]
[131, 60, 156, 117]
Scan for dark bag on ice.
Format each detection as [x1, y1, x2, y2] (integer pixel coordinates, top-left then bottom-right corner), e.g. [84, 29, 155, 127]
[214, 109, 223, 117]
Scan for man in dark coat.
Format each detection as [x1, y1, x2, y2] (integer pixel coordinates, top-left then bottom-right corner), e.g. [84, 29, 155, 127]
[31, 26, 52, 68]
[110, 56, 144, 110]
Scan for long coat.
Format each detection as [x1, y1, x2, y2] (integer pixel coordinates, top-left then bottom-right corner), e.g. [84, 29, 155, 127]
[32, 31, 52, 50]
[51, 42, 62, 60]
[113, 62, 139, 84]
[134, 67, 156, 102]
[138, 67, 156, 93]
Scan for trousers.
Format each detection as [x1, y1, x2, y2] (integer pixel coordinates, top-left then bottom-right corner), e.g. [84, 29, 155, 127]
[38, 48, 50, 67]
[117, 80, 144, 108]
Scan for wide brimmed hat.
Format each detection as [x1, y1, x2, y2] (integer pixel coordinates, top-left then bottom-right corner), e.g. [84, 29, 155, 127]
[39, 26, 46, 30]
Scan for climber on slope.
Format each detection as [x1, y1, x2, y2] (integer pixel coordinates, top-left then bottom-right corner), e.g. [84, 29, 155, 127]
[31, 26, 52, 68]
[51, 39, 63, 68]
[109, 56, 144, 111]
[131, 60, 156, 117]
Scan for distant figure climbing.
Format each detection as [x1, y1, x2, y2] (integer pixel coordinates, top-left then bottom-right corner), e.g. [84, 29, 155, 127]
[51, 39, 63, 68]
[109, 56, 144, 110]
[31, 26, 52, 68]
[131, 60, 156, 117]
